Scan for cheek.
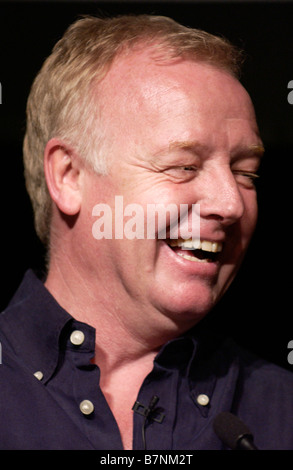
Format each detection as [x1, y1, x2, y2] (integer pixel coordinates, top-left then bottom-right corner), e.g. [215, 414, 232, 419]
[242, 191, 258, 242]
[221, 192, 257, 268]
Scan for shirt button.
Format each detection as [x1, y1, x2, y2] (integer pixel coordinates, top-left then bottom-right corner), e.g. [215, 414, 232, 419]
[196, 394, 210, 406]
[70, 330, 85, 346]
[79, 400, 94, 415]
[33, 371, 43, 381]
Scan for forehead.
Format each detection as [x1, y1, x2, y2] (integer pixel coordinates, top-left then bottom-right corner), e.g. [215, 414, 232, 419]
[100, 48, 251, 107]
[96, 49, 260, 152]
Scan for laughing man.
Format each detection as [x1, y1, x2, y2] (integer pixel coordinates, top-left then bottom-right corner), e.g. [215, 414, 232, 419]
[1, 14, 293, 450]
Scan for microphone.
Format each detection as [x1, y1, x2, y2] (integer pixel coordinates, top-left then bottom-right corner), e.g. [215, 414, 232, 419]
[145, 395, 160, 417]
[213, 412, 258, 450]
[133, 395, 162, 451]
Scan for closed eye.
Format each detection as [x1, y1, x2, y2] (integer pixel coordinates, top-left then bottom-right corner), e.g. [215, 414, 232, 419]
[163, 165, 198, 181]
[233, 170, 260, 188]
[182, 166, 196, 171]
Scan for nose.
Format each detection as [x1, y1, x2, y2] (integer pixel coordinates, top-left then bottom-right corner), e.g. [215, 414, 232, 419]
[197, 165, 245, 226]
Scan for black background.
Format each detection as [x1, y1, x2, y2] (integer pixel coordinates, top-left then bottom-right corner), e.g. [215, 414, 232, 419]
[0, 0, 293, 370]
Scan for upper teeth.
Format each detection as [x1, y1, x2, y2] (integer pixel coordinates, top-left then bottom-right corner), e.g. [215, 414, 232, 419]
[167, 238, 223, 253]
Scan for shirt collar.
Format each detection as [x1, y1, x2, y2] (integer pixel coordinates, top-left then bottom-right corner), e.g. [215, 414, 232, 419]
[154, 324, 231, 418]
[0, 270, 74, 382]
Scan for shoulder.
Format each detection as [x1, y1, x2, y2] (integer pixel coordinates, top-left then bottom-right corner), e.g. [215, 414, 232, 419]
[229, 338, 293, 384]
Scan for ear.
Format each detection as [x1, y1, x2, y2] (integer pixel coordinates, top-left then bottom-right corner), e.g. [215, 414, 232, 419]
[44, 138, 83, 216]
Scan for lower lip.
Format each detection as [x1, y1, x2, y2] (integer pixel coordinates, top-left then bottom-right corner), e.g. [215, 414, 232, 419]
[160, 241, 220, 278]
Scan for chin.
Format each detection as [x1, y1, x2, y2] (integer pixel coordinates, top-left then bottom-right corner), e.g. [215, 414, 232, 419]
[152, 284, 216, 328]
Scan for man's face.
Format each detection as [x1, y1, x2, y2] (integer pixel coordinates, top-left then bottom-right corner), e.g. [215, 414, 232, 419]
[81, 51, 263, 333]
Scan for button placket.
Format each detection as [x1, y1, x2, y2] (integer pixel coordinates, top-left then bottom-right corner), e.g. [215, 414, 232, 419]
[69, 328, 96, 418]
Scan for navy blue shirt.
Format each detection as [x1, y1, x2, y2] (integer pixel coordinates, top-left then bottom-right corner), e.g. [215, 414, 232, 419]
[0, 270, 293, 450]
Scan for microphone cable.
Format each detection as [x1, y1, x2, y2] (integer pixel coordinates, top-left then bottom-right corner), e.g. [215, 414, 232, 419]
[141, 395, 160, 450]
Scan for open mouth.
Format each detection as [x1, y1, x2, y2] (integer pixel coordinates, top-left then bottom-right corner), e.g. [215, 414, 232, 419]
[166, 238, 223, 263]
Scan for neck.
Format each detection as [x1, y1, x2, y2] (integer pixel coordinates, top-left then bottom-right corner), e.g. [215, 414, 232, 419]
[44, 254, 177, 371]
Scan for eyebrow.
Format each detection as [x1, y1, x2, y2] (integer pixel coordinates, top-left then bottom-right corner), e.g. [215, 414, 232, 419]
[156, 140, 265, 159]
[247, 144, 265, 158]
[169, 141, 265, 156]
[152, 140, 204, 161]
[167, 140, 205, 153]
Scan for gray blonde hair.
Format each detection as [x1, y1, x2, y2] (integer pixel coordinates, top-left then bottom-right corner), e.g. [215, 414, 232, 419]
[23, 14, 243, 246]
